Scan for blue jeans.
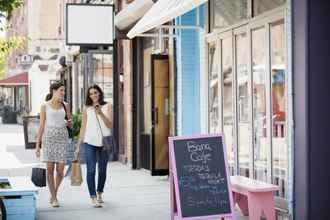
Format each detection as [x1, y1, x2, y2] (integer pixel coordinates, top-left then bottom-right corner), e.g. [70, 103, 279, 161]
[84, 143, 109, 198]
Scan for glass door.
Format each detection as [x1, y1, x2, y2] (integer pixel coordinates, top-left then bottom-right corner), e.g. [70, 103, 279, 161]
[270, 20, 287, 199]
[251, 26, 269, 182]
[234, 28, 251, 177]
[220, 33, 235, 174]
[208, 42, 220, 133]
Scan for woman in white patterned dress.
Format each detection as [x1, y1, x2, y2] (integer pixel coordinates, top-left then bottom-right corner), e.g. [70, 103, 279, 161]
[35, 82, 71, 208]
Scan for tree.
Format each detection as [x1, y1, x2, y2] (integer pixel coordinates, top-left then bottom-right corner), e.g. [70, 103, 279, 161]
[0, 0, 24, 58]
[0, 0, 25, 78]
[0, 0, 24, 20]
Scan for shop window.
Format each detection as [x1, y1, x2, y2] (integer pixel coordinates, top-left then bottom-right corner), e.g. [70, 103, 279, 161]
[208, 43, 220, 133]
[253, 0, 286, 16]
[211, 0, 248, 30]
[270, 21, 287, 199]
[221, 37, 235, 174]
[92, 53, 113, 104]
[235, 32, 250, 178]
[252, 27, 268, 183]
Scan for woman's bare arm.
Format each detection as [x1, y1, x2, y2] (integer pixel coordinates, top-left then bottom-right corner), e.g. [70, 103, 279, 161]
[99, 103, 112, 129]
[35, 104, 46, 155]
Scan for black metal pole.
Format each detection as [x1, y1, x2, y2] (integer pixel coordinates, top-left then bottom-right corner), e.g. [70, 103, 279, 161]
[113, 39, 119, 161]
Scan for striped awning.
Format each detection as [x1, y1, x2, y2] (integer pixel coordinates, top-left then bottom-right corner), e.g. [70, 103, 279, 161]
[115, 0, 154, 30]
[0, 72, 28, 86]
[127, 0, 207, 39]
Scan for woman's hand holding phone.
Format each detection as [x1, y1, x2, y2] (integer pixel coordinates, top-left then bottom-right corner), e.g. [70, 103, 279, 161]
[95, 105, 102, 115]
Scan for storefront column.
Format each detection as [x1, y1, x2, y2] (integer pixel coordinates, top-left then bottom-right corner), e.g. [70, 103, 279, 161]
[293, 0, 330, 219]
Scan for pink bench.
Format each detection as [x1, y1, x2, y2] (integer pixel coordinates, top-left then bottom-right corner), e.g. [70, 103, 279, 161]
[230, 176, 279, 220]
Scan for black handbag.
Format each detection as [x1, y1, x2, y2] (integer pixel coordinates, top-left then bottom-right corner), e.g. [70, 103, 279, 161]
[61, 102, 73, 139]
[31, 167, 46, 187]
[95, 109, 113, 152]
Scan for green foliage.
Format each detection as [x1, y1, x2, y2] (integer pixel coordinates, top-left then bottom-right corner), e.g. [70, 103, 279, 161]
[71, 112, 82, 140]
[0, 0, 25, 59]
[0, 36, 25, 58]
[0, 0, 24, 20]
[0, 56, 5, 79]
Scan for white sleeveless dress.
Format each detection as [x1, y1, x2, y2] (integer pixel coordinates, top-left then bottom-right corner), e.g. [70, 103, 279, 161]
[42, 102, 69, 163]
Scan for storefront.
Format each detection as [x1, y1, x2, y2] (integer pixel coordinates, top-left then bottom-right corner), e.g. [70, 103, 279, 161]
[133, 37, 172, 175]
[125, 0, 206, 175]
[112, 0, 330, 219]
[206, 0, 290, 217]
[0, 72, 29, 116]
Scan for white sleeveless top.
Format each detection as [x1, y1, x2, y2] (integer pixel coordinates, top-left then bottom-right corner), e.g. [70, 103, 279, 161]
[84, 104, 111, 147]
[45, 102, 66, 128]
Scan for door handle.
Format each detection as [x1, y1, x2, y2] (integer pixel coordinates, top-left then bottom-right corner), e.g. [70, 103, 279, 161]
[153, 107, 159, 125]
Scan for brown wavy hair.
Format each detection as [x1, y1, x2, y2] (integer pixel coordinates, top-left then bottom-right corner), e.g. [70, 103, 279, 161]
[85, 84, 107, 106]
[45, 82, 65, 101]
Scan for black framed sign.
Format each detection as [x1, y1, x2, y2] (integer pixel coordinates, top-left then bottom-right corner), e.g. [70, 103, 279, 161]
[23, 116, 40, 149]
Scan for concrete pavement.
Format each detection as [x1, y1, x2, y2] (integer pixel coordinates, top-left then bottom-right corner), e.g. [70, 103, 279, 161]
[0, 123, 246, 220]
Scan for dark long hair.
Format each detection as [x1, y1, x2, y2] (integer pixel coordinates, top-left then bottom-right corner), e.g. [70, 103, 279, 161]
[85, 84, 107, 106]
[45, 82, 65, 101]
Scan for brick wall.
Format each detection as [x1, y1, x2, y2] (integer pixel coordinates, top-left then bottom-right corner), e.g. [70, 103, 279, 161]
[123, 40, 133, 164]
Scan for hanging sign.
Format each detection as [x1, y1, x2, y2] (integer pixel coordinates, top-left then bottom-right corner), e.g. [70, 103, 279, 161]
[66, 4, 114, 46]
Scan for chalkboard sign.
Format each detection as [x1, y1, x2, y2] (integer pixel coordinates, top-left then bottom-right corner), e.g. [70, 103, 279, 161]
[169, 135, 234, 219]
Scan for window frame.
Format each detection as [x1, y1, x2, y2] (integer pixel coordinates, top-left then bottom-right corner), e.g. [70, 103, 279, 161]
[206, 6, 288, 210]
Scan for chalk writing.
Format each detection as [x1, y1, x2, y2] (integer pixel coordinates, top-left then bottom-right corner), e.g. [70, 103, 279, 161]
[172, 136, 232, 217]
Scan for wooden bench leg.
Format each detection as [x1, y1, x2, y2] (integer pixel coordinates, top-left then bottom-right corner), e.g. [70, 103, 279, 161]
[233, 192, 249, 216]
[247, 192, 276, 220]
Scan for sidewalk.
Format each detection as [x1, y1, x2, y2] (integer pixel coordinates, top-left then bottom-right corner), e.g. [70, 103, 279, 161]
[0, 124, 246, 220]
[0, 124, 170, 220]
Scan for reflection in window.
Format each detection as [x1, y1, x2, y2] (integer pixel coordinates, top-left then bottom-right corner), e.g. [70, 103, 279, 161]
[221, 37, 235, 174]
[212, 0, 248, 30]
[253, 0, 286, 16]
[208, 44, 220, 133]
[252, 28, 268, 182]
[236, 33, 250, 177]
[271, 22, 287, 199]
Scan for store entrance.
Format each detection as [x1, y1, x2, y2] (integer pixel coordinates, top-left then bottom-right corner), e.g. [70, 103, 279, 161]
[151, 54, 169, 176]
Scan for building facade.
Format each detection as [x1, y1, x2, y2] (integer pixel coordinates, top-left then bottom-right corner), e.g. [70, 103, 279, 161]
[117, 0, 293, 218]
[2, 0, 31, 115]
[27, 0, 68, 115]
[205, 0, 290, 218]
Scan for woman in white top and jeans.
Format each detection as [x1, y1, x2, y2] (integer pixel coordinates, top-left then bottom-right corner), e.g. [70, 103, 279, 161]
[76, 84, 112, 208]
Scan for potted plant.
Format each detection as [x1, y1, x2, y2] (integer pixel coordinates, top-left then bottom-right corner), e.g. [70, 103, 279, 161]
[71, 112, 82, 141]
[66, 112, 83, 165]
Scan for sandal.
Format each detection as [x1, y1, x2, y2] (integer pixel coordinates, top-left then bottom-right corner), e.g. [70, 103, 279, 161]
[97, 193, 104, 203]
[91, 198, 102, 208]
[52, 200, 60, 208]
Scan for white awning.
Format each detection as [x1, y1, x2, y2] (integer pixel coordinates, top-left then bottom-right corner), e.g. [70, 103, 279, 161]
[115, 0, 154, 30]
[127, 0, 207, 39]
